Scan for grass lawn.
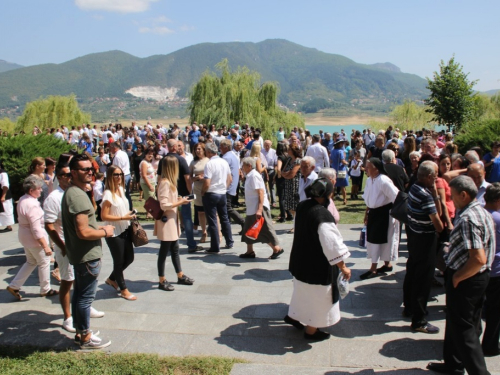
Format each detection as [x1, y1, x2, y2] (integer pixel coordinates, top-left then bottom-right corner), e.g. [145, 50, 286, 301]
[0, 346, 243, 375]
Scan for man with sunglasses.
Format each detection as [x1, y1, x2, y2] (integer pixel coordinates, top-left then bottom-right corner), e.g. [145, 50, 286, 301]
[61, 154, 115, 349]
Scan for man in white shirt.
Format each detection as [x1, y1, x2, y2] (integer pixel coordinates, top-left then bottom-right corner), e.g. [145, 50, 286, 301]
[306, 134, 330, 172]
[110, 142, 132, 209]
[202, 142, 234, 254]
[298, 156, 318, 202]
[177, 140, 193, 166]
[220, 139, 245, 232]
[363, 128, 375, 147]
[467, 163, 490, 206]
[54, 129, 64, 140]
[44, 165, 104, 334]
[262, 140, 278, 206]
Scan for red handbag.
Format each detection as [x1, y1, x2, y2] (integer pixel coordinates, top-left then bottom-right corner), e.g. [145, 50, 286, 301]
[245, 217, 264, 240]
[144, 197, 163, 220]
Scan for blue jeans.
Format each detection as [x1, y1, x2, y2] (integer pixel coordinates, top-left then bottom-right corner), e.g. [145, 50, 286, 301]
[72, 259, 101, 335]
[125, 174, 132, 210]
[180, 202, 197, 249]
[202, 192, 233, 252]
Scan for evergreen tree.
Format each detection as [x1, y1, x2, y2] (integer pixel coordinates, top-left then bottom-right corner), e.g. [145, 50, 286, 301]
[425, 57, 477, 131]
[188, 59, 303, 141]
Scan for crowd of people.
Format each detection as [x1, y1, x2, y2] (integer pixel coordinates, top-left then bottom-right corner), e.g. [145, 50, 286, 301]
[0, 120, 499, 373]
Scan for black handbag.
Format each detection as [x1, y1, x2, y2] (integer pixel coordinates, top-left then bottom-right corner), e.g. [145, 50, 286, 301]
[390, 190, 408, 224]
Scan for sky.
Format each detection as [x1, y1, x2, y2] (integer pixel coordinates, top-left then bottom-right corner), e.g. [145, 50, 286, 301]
[1, 0, 499, 91]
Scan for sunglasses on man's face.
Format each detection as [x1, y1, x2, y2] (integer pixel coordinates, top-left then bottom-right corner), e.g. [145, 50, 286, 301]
[113, 173, 124, 177]
[76, 167, 95, 173]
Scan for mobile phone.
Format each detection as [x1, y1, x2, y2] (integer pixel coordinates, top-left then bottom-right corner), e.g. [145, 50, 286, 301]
[132, 209, 138, 214]
[186, 194, 195, 200]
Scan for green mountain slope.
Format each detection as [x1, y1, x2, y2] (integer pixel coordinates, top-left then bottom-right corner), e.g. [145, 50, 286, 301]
[0, 60, 23, 74]
[0, 39, 428, 109]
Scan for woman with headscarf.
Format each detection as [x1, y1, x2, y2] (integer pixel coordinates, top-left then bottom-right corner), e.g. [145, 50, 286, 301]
[361, 158, 399, 280]
[286, 178, 351, 341]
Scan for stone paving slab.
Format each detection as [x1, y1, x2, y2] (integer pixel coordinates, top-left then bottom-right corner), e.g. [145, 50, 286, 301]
[1, 222, 500, 374]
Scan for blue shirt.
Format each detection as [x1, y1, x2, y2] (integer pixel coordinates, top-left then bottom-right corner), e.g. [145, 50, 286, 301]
[484, 152, 500, 183]
[188, 130, 201, 145]
[222, 151, 240, 196]
[486, 209, 500, 277]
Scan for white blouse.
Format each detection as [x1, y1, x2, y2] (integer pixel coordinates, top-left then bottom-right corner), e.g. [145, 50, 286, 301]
[363, 174, 399, 209]
[101, 186, 130, 236]
[318, 222, 351, 266]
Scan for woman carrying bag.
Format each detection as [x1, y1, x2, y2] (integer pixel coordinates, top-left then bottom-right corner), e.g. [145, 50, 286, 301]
[154, 156, 195, 292]
[101, 165, 138, 301]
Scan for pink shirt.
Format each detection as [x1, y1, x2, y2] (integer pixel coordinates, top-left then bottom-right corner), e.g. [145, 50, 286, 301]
[328, 198, 340, 224]
[17, 194, 48, 249]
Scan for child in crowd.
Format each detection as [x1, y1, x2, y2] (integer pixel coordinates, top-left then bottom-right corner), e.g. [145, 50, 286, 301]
[349, 150, 363, 200]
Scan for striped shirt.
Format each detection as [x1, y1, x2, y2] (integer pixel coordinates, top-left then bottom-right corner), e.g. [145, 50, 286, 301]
[445, 201, 496, 272]
[407, 182, 437, 233]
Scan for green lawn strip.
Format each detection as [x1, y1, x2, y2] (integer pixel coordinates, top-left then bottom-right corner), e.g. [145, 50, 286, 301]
[0, 346, 244, 375]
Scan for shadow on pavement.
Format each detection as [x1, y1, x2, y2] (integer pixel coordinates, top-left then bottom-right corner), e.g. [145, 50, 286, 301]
[216, 303, 314, 355]
[232, 268, 292, 283]
[379, 338, 443, 362]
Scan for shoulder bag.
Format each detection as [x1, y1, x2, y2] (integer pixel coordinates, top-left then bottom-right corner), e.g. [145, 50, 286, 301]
[144, 196, 163, 220]
[130, 219, 149, 247]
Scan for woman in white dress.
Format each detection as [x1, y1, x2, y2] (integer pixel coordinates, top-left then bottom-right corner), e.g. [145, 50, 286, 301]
[0, 160, 14, 233]
[287, 178, 351, 341]
[360, 157, 400, 280]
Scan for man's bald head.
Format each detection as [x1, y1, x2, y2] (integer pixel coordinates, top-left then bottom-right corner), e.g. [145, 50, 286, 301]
[167, 139, 178, 152]
[467, 163, 486, 188]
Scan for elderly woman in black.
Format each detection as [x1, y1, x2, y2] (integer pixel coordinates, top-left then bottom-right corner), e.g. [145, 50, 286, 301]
[285, 178, 351, 341]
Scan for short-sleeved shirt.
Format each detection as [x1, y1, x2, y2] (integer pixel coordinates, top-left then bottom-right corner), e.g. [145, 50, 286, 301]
[407, 182, 437, 233]
[446, 201, 496, 272]
[245, 169, 270, 215]
[204, 155, 230, 195]
[188, 130, 201, 144]
[61, 186, 102, 265]
[484, 152, 500, 183]
[44, 187, 65, 241]
[222, 151, 240, 196]
[157, 153, 190, 196]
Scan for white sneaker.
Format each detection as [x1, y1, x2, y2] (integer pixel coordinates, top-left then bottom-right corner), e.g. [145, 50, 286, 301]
[90, 307, 105, 318]
[62, 317, 76, 333]
[74, 330, 101, 344]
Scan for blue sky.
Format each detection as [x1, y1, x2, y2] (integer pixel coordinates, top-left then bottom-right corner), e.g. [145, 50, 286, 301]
[1, 0, 498, 91]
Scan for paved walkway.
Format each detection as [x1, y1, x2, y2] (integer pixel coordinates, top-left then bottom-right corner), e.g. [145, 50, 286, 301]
[1, 222, 499, 374]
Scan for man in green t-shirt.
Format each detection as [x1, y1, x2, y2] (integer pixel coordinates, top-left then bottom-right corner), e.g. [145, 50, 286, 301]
[62, 154, 115, 349]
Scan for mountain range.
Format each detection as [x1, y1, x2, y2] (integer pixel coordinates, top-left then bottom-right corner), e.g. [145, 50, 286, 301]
[0, 39, 434, 110]
[0, 60, 23, 74]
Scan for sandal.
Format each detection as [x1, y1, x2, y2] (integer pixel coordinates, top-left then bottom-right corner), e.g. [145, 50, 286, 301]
[41, 289, 59, 297]
[269, 249, 284, 259]
[239, 252, 256, 259]
[7, 286, 22, 300]
[159, 280, 175, 291]
[120, 294, 137, 301]
[200, 233, 207, 243]
[287, 229, 294, 234]
[105, 278, 119, 291]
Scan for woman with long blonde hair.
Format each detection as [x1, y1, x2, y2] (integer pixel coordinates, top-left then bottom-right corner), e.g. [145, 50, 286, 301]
[154, 156, 194, 291]
[101, 165, 137, 300]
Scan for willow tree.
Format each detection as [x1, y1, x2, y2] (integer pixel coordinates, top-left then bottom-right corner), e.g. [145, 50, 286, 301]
[390, 100, 434, 130]
[189, 59, 303, 141]
[16, 94, 91, 133]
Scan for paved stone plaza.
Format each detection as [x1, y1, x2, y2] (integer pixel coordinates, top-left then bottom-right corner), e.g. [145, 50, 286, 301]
[1, 222, 500, 374]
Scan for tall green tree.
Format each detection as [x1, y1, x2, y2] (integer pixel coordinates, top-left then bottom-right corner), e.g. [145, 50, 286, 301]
[424, 56, 477, 131]
[16, 95, 91, 133]
[189, 59, 303, 141]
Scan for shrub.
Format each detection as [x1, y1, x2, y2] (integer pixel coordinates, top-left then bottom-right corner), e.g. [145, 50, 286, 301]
[454, 119, 500, 155]
[0, 134, 75, 201]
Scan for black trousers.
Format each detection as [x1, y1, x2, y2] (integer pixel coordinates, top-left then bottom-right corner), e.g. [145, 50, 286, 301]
[482, 275, 500, 353]
[105, 230, 134, 290]
[267, 169, 276, 205]
[226, 193, 244, 228]
[158, 240, 181, 277]
[276, 179, 291, 219]
[443, 268, 490, 375]
[403, 228, 438, 327]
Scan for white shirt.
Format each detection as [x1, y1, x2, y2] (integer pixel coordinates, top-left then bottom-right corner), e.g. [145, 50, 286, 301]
[363, 132, 375, 146]
[244, 169, 270, 215]
[204, 155, 230, 195]
[363, 174, 399, 209]
[112, 149, 131, 175]
[54, 132, 64, 140]
[305, 143, 330, 172]
[349, 159, 362, 177]
[182, 152, 194, 167]
[93, 180, 105, 201]
[222, 151, 240, 196]
[43, 187, 65, 241]
[101, 187, 130, 236]
[299, 171, 318, 202]
[262, 148, 277, 169]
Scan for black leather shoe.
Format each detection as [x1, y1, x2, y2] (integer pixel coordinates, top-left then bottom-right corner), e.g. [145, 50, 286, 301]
[426, 362, 464, 374]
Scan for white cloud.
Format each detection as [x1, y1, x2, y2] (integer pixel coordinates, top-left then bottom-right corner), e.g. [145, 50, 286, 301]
[92, 14, 104, 20]
[75, 0, 158, 14]
[179, 25, 195, 32]
[152, 15, 171, 24]
[139, 26, 174, 35]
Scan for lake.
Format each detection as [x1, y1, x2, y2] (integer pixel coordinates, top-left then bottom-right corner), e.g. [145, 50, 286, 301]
[305, 124, 368, 136]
